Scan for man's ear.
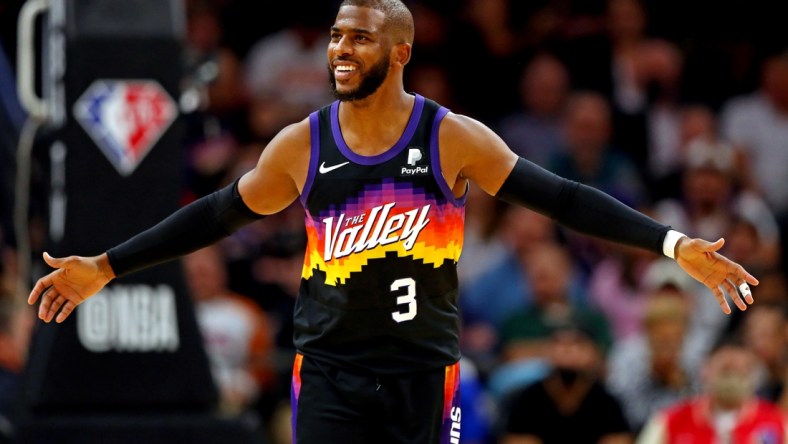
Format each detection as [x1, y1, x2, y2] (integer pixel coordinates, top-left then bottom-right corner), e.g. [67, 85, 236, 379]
[393, 42, 412, 67]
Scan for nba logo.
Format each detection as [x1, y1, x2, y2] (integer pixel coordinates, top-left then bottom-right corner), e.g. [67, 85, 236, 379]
[74, 79, 178, 176]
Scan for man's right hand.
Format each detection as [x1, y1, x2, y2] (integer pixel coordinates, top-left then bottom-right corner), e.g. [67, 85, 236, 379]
[27, 252, 115, 323]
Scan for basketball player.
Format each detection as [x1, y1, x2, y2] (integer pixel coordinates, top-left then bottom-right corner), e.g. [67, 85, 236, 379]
[28, 1, 758, 442]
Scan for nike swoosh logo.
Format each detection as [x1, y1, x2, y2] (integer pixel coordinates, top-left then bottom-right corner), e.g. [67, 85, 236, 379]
[319, 161, 350, 174]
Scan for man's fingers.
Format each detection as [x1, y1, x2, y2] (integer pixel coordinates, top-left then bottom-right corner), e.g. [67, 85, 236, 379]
[46, 295, 68, 323]
[38, 288, 58, 321]
[710, 286, 732, 315]
[56, 301, 76, 323]
[42, 252, 59, 267]
[28, 276, 53, 305]
[723, 279, 746, 311]
[729, 260, 755, 304]
[726, 261, 759, 286]
[30, 254, 85, 323]
[42, 252, 73, 269]
[743, 272, 759, 286]
[738, 280, 754, 305]
[694, 238, 725, 253]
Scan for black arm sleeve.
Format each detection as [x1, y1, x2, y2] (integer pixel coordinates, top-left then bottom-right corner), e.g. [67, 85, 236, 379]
[106, 178, 265, 277]
[495, 157, 670, 255]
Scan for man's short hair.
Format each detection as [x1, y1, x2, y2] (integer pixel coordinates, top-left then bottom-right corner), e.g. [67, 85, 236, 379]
[339, 0, 414, 44]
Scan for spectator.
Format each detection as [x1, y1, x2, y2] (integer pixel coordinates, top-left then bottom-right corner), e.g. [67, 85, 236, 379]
[559, 0, 661, 174]
[636, 336, 785, 444]
[712, 267, 788, 373]
[220, 200, 306, 306]
[607, 291, 702, 433]
[456, 182, 509, 289]
[641, 40, 685, 186]
[404, 4, 468, 114]
[459, 206, 564, 333]
[0, 296, 34, 444]
[242, 3, 335, 130]
[406, 1, 494, 118]
[546, 90, 649, 269]
[747, 270, 788, 307]
[404, 62, 463, 114]
[720, 51, 788, 217]
[603, 0, 651, 116]
[483, 241, 601, 399]
[244, 231, 305, 442]
[0, 238, 15, 301]
[724, 216, 781, 278]
[739, 303, 788, 404]
[511, 0, 608, 53]
[183, 245, 276, 415]
[586, 242, 658, 342]
[548, 91, 648, 209]
[649, 104, 719, 203]
[499, 242, 611, 364]
[499, 318, 632, 444]
[459, 206, 565, 373]
[720, 50, 788, 279]
[496, 52, 571, 167]
[652, 137, 781, 271]
[640, 258, 727, 350]
[0, 44, 24, 244]
[458, 357, 496, 444]
[181, 0, 250, 199]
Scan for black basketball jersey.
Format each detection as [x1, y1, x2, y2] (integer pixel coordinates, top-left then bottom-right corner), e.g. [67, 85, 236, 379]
[295, 94, 467, 374]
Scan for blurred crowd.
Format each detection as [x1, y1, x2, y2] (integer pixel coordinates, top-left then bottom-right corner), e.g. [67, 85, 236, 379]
[3, 0, 788, 443]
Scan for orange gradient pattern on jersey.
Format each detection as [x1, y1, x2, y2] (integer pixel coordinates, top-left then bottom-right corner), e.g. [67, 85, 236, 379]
[301, 182, 465, 285]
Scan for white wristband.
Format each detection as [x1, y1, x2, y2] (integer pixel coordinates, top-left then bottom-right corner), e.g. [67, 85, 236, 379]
[662, 230, 687, 260]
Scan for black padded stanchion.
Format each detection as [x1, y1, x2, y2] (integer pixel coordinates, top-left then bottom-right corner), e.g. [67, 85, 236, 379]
[13, 1, 264, 442]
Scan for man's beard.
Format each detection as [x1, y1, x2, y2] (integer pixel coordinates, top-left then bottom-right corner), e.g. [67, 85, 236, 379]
[329, 54, 390, 102]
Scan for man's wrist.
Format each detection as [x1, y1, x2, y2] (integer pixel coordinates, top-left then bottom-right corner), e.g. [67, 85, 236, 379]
[97, 253, 116, 281]
[662, 230, 687, 260]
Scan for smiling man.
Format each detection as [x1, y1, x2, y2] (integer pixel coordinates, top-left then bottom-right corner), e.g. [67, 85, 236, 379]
[28, 1, 759, 443]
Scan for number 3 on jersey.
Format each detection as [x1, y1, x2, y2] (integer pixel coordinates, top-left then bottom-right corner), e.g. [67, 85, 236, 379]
[391, 278, 417, 323]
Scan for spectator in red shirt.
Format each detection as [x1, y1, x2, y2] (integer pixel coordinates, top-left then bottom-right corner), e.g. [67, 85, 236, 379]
[636, 335, 787, 444]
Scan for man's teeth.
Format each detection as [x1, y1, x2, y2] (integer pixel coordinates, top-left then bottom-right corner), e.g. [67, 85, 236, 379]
[336, 66, 356, 72]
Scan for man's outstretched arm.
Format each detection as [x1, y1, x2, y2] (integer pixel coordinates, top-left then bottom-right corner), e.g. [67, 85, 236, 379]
[108, 178, 265, 278]
[496, 157, 669, 255]
[495, 157, 756, 314]
[440, 112, 758, 314]
[28, 119, 309, 323]
[27, 177, 265, 323]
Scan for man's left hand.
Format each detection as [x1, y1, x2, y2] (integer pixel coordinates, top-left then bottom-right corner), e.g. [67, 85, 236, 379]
[675, 237, 758, 314]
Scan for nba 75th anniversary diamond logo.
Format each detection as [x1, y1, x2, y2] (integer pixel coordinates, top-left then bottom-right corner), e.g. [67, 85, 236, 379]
[73, 79, 177, 176]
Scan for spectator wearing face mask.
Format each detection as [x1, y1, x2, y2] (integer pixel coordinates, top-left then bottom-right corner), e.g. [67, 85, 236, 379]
[636, 335, 786, 444]
[499, 318, 632, 444]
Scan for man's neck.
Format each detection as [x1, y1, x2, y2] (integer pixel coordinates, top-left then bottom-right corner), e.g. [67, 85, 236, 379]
[340, 88, 412, 115]
[337, 89, 415, 155]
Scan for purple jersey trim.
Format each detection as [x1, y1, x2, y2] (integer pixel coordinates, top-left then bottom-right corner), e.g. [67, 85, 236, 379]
[330, 94, 425, 165]
[440, 361, 462, 444]
[290, 353, 304, 443]
[300, 111, 321, 206]
[430, 106, 468, 207]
